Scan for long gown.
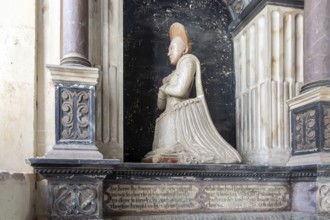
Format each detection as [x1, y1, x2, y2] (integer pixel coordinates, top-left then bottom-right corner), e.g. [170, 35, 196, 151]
[144, 54, 242, 164]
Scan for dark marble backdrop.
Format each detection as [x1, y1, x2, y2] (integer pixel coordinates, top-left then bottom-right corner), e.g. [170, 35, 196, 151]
[124, 0, 235, 162]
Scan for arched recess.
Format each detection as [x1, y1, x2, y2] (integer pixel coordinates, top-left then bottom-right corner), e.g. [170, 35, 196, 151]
[123, 0, 237, 162]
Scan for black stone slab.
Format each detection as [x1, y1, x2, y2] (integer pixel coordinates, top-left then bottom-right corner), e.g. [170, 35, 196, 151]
[124, 0, 236, 162]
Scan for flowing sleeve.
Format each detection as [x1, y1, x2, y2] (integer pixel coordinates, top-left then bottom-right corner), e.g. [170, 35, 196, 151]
[164, 57, 196, 98]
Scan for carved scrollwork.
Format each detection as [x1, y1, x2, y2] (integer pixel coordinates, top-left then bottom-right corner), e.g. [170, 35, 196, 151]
[324, 108, 330, 149]
[319, 185, 330, 212]
[53, 184, 97, 217]
[61, 89, 90, 140]
[295, 110, 316, 152]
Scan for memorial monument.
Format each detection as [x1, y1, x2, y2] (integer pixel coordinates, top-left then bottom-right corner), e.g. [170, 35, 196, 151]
[25, 0, 330, 219]
[143, 22, 242, 164]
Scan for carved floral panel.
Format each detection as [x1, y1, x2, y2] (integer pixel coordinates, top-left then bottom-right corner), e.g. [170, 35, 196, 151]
[323, 107, 330, 149]
[319, 184, 330, 212]
[294, 109, 317, 154]
[61, 89, 90, 140]
[51, 183, 98, 217]
[56, 85, 94, 144]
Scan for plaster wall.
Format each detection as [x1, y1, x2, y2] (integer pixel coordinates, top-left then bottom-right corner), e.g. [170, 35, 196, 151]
[0, 0, 36, 172]
[0, 172, 35, 220]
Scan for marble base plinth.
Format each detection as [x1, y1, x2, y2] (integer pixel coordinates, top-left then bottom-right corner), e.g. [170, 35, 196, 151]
[27, 159, 330, 219]
[287, 87, 330, 165]
[287, 152, 330, 166]
[45, 149, 103, 159]
[242, 149, 291, 165]
[108, 212, 330, 220]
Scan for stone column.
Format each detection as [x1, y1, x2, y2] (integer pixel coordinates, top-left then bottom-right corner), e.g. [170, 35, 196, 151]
[232, 3, 304, 165]
[61, 0, 91, 67]
[302, 0, 330, 89]
[43, 1, 102, 159]
[287, 0, 330, 165]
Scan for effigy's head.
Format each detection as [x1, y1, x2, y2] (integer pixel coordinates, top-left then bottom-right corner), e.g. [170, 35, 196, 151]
[168, 22, 192, 65]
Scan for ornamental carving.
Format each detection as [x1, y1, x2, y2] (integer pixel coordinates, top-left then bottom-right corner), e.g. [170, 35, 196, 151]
[319, 185, 330, 212]
[324, 108, 330, 149]
[295, 110, 316, 152]
[61, 89, 90, 140]
[52, 184, 97, 217]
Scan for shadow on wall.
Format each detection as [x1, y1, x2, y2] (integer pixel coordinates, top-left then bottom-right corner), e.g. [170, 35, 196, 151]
[124, 0, 235, 162]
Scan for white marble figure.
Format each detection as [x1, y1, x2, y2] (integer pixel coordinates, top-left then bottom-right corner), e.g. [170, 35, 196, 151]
[143, 22, 242, 164]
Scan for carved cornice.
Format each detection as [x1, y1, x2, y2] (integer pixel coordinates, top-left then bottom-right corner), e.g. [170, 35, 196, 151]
[28, 159, 330, 181]
[35, 167, 113, 176]
[229, 0, 304, 34]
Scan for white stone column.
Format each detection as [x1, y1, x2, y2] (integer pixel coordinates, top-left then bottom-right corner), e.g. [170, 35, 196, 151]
[234, 5, 304, 165]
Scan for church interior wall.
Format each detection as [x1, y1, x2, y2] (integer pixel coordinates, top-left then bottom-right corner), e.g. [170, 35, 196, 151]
[0, 0, 38, 218]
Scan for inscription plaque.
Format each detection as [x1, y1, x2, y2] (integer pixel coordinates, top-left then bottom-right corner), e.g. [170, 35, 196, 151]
[105, 182, 290, 214]
[106, 184, 199, 212]
[204, 184, 289, 211]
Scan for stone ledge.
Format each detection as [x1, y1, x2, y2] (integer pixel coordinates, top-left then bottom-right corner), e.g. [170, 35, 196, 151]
[27, 158, 330, 181]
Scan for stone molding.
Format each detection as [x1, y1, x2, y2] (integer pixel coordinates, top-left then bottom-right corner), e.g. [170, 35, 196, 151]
[288, 87, 330, 110]
[47, 64, 99, 85]
[229, 0, 304, 34]
[28, 159, 330, 181]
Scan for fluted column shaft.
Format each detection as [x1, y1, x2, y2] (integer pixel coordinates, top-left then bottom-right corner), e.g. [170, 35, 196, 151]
[61, 0, 91, 67]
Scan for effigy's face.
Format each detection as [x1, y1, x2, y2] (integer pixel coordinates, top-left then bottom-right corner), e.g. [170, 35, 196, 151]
[168, 37, 186, 65]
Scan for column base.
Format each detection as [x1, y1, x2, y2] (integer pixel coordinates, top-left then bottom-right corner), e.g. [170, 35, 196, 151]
[46, 145, 103, 159]
[241, 148, 291, 165]
[287, 152, 330, 166]
[60, 53, 91, 67]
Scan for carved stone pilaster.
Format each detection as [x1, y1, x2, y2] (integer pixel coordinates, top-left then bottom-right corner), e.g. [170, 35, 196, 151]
[45, 64, 103, 159]
[288, 87, 330, 165]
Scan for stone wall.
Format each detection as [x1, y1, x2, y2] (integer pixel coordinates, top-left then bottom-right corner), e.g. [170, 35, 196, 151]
[0, 0, 37, 172]
[0, 0, 38, 218]
[0, 172, 35, 219]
